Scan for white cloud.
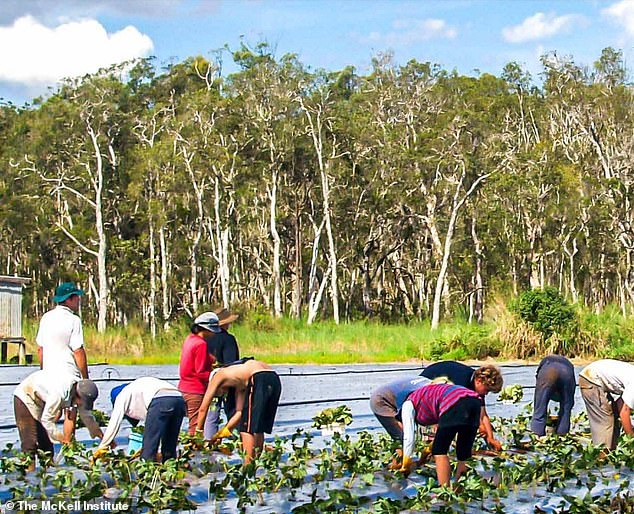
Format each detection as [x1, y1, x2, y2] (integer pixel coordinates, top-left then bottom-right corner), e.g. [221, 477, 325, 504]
[602, 0, 634, 37]
[0, 15, 153, 86]
[502, 12, 583, 44]
[359, 18, 457, 47]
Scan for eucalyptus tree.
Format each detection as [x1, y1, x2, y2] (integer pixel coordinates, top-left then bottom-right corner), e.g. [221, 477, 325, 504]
[229, 45, 306, 317]
[542, 49, 634, 312]
[343, 56, 433, 318]
[19, 66, 133, 331]
[296, 70, 346, 324]
[428, 73, 507, 329]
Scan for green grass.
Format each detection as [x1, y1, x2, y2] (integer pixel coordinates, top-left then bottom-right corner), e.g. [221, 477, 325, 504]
[14, 302, 634, 365]
[18, 316, 501, 365]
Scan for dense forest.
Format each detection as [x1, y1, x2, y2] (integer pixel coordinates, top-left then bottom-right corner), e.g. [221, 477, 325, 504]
[1, 44, 632, 335]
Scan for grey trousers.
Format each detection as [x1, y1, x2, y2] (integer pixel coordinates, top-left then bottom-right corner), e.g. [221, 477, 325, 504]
[579, 376, 620, 450]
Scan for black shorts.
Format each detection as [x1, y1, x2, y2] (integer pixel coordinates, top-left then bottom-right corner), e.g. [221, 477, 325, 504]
[432, 396, 480, 460]
[240, 371, 282, 434]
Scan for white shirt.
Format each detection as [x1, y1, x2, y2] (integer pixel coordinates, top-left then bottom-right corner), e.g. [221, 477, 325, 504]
[98, 377, 180, 449]
[36, 305, 84, 379]
[14, 371, 100, 442]
[580, 359, 634, 408]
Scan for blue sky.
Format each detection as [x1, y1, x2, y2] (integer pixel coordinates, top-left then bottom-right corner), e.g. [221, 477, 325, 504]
[1, 0, 633, 105]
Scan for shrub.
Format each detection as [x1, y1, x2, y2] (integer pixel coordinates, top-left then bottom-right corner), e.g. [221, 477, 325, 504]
[514, 287, 577, 339]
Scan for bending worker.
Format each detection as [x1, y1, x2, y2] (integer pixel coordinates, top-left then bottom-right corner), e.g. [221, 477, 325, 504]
[531, 355, 576, 436]
[579, 359, 634, 450]
[96, 377, 186, 462]
[14, 371, 100, 470]
[401, 382, 481, 486]
[370, 376, 431, 440]
[196, 359, 282, 464]
[421, 361, 504, 450]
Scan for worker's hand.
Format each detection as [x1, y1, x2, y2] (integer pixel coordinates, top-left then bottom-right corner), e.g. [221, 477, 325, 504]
[388, 449, 403, 471]
[398, 455, 416, 475]
[210, 425, 233, 444]
[488, 438, 503, 452]
[418, 445, 432, 465]
[90, 447, 109, 465]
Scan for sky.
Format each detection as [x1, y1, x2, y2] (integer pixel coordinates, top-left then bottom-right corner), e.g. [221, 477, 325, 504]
[1, 0, 634, 105]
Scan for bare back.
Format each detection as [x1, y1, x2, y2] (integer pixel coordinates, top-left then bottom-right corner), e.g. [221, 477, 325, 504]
[215, 360, 273, 392]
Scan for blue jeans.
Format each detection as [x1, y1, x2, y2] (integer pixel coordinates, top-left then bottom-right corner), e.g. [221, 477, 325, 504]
[142, 395, 186, 462]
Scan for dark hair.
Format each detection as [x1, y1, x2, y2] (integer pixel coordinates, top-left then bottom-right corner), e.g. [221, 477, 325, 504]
[191, 323, 205, 334]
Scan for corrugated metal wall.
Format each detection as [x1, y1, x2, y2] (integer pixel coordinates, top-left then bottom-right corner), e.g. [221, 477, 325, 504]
[0, 277, 29, 338]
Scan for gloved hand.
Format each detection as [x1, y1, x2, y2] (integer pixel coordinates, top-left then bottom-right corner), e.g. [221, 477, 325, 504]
[90, 447, 109, 465]
[210, 425, 233, 444]
[398, 455, 416, 474]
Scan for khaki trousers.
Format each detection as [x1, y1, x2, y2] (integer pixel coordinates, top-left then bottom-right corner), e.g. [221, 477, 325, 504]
[579, 375, 620, 450]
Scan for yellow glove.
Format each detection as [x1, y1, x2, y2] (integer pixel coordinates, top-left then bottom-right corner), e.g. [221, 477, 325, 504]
[90, 447, 109, 464]
[398, 455, 416, 474]
[210, 425, 233, 444]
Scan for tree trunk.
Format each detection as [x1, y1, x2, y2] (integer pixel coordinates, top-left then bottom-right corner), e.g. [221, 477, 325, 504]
[269, 169, 282, 317]
[471, 217, 484, 324]
[148, 221, 157, 338]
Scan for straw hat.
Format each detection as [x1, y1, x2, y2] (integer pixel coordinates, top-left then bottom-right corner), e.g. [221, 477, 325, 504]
[215, 308, 239, 326]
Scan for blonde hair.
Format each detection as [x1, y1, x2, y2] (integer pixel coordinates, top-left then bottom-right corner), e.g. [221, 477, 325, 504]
[474, 365, 503, 393]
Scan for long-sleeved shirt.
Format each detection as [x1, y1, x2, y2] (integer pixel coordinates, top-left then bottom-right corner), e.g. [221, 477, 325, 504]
[205, 330, 240, 365]
[402, 383, 479, 458]
[99, 377, 180, 449]
[14, 370, 100, 441]
[178, 333, 214, 395]
[531, 355, 576, 436]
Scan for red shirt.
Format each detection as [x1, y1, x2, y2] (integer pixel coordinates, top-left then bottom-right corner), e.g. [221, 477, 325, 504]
[178, 333, 214, 394]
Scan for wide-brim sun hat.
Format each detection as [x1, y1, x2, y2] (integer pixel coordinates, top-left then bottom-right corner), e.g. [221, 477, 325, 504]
[216, 308, 239, 326]
[53, 282, 84, 303]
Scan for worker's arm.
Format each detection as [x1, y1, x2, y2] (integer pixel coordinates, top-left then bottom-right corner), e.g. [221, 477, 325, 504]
[73, 347, 89, 379]
[98, 396, 128, 449]
[225, 388, 245, 432]
[617, 399, 634, 436]
[62, 406, 77, 444]
[480, 406, 503, 451]
[196, 374, 222, 432]
[401, 400, 417, 459]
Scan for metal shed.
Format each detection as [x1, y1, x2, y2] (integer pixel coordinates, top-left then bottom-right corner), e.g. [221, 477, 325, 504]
[0, 275, 30, 364]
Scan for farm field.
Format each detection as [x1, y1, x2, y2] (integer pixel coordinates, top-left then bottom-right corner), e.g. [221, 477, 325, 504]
[0, 363, 632, 513]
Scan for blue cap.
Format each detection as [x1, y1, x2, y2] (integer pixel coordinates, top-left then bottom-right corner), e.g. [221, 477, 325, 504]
[110, 383, 129, 405]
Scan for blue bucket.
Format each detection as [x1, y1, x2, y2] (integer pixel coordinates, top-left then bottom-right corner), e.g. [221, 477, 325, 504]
[128, 431, 143, 454]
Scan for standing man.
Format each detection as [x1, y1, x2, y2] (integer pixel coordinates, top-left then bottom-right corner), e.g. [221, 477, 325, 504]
[531, 355, 576, 436]
[195, 359, 281, 464]
[37, 282, 89, 379]
[14, 370, 100, 470]
[579, 359, 634, 450]
[203, 308, 240, 436]
[96, 377, 186, 462]
[421, 361, 504, 450]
